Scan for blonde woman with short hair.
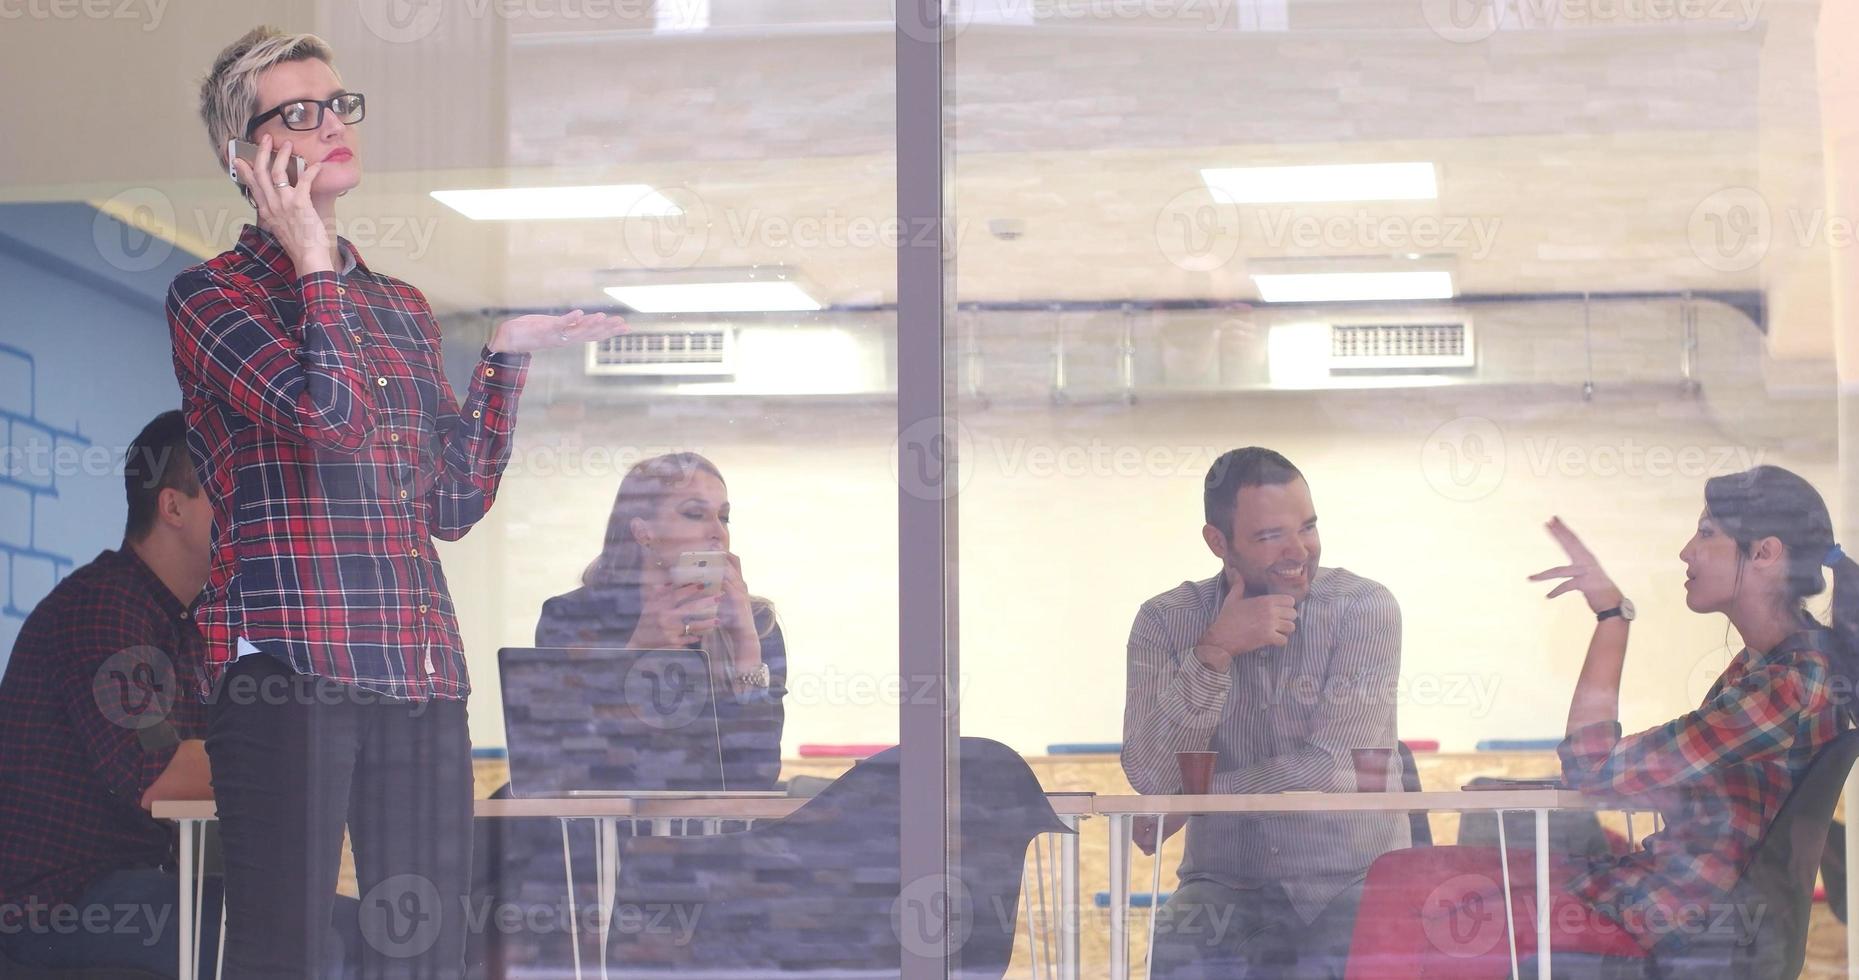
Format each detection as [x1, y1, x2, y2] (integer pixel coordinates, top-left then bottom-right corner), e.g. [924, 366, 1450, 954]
[169, 27, 624, 976]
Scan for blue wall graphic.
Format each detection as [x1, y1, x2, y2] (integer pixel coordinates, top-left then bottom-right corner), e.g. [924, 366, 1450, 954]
[0, 200, 197, 665]
[0, 342, 92, 621]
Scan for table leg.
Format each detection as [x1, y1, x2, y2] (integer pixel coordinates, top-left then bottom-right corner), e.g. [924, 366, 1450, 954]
[1032, 832, 1053, 978]
[178, 818, 195, 980]
[1145, 818, 1164, 980]
[561, 819, 584, 980]
[1109, 814, 1130, 980]
[1495, 810, 1520, 980]
[598, 817, 617, 980]
[1534, 809, 1551, 980]
[191, 821, 205, 980]
[215, 899, 227, 980]
[1021, 858, 1044, 980]
[1060, 816, 1080, 980]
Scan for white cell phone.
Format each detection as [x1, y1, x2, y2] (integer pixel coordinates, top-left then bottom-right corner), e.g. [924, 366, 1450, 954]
[670, 551, 728, 595]
[226, 138, 305, 188]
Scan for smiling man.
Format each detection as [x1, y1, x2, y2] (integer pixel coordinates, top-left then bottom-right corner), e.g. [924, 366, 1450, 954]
[1122, 447, 1408, 979]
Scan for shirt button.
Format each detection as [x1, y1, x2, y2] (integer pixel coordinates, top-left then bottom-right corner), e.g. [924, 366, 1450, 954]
[398, 489, 409, 500]
[483, 367, 496, 378]
[376, 377, 388, 387]
[418, 603, 430, 613]
[337, 286, 347, 296]
[178, 611, 190, 620]
[388, 432, 400, 443]
[471, 410, 482, 419]
[409, 548, 420, 558]
[352, 333, 364, 344]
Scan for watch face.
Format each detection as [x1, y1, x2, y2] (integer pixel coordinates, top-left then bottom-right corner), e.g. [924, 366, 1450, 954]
[1618, 598, 1637, 621]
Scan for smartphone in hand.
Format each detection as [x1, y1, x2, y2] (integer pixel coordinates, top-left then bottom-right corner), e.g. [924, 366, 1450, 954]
[226, 138, 305, 188]
[670, 551, 728, 596]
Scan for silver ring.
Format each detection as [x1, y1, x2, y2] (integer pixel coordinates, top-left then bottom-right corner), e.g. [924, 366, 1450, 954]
[274, 180, 290, 189]
[682, 623, 691, 637]
[559, 330, 569, 343]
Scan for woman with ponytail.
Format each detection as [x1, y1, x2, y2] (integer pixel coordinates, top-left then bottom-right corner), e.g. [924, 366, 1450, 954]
[1347, 465, 1854, 978]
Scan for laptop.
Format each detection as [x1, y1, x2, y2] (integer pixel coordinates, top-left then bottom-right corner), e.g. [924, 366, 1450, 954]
[498, 646, 784, 799]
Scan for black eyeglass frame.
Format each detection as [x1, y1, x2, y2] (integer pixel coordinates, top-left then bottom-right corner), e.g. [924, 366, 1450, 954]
[244, 92, 366, 140]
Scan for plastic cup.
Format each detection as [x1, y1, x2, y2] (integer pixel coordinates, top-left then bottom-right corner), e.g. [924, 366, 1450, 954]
[1177, 751, 1217, 795]
[1351, 747, 1393, 792]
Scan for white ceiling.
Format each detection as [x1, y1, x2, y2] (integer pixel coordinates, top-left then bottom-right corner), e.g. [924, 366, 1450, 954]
[0, 0, 1839, 358]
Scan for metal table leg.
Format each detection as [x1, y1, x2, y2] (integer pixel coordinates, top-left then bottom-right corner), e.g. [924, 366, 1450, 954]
[560, 819, 584, 980]
[1496, 809, 1520, 980]
[1109, 814, 1131, 979]
[178, 818, 196, 980]
[1534, 809, 1551, 980]
[1060, 815, 1080, 980]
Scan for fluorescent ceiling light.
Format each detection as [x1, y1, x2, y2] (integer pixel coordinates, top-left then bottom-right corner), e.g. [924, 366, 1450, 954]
[1200, 163, 1438, 204]
[1251, 271, 1454, 303]
[604, 281, 823, 313]
[429, 185, 680, 221]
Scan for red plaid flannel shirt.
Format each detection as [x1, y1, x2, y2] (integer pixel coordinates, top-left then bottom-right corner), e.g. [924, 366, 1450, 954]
[166, 225, 529, 700]
[1558, 628, 1843, 947]
[0, 549, 207, 907]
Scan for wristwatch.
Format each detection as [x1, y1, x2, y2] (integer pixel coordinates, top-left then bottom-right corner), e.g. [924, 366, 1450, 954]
[1596, 598, 1636, 623]
[734, 662, 771, 690]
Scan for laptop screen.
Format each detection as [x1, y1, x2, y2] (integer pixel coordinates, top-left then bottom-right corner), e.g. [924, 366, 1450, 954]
[499, 647, 724, 798]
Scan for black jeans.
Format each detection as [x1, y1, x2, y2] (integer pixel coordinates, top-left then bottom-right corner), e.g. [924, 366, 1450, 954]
[207, 652, 472, 979]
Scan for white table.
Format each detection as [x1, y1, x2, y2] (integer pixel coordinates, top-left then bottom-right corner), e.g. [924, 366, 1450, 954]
[154, 794, 1092, 980]
[1095, 790, 1662, 980]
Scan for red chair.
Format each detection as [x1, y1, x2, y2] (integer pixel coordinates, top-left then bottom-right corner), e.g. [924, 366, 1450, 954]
[797, 743, 894, 759]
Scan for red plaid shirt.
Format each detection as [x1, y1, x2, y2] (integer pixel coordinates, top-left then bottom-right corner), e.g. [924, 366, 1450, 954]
[1558, 627, 1843, 948]
[166, 224, 529, 701]
[0, 548, 207, 907]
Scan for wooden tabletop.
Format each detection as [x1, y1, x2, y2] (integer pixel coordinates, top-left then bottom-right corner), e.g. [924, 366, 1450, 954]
[154, 792, 1099, 821]
[1093, 789, 1647, 814]
[153, 789, 1637, 822]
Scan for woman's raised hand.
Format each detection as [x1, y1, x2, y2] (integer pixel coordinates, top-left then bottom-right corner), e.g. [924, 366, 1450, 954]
[1529, 516, 1625, 614]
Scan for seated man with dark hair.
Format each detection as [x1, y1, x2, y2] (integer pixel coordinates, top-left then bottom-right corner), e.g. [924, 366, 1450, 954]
[1122, 446, 1408, 979]
[0, 410, 219, 975]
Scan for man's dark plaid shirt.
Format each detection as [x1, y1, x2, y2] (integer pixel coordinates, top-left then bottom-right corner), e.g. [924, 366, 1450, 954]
[0, 548, 206, 907]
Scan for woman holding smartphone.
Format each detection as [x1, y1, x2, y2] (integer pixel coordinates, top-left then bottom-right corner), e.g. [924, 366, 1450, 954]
[536, 452, 786, 788]
[1345, 465, 1856, 978]
[170, 28, 623, 977]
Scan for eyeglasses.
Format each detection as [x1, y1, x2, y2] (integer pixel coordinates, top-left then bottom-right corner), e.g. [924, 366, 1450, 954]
[244, 92, 366, 140]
